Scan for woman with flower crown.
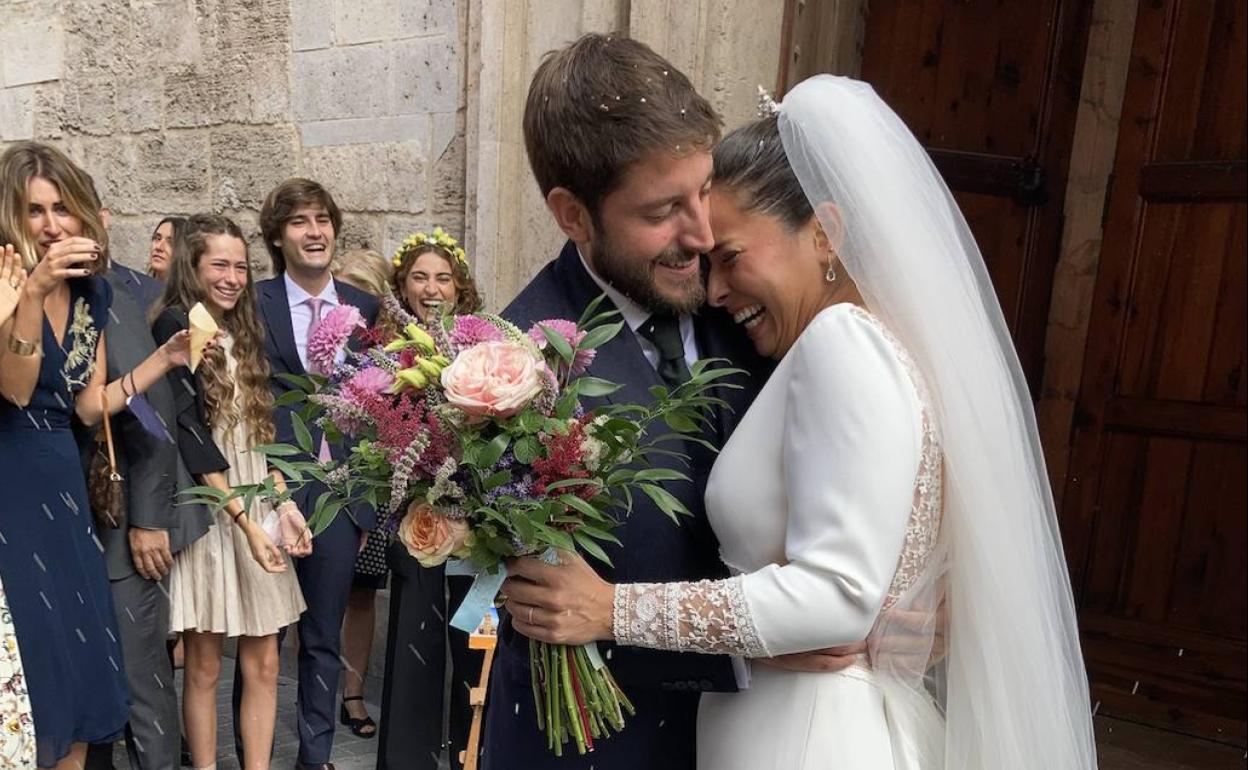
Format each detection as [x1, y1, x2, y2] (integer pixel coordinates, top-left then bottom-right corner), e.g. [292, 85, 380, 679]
[152, 213, 312, 770]
[499, 78, 1097, 769]
[373, 228, 487, 770]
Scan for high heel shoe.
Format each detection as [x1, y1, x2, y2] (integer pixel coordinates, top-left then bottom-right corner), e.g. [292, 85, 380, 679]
[339, 695, 377, 738]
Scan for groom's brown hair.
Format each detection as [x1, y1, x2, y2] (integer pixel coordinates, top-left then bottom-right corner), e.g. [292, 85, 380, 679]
[524, 34, 721, 220]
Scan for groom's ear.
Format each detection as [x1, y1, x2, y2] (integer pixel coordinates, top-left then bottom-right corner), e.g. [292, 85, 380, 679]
[546, 187, 593, 243]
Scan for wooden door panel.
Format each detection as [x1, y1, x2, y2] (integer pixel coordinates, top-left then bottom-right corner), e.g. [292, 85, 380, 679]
[1063, 0, 1246, 743]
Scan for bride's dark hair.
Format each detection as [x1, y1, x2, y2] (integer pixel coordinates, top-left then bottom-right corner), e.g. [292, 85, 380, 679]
[711, 117, 813, 232]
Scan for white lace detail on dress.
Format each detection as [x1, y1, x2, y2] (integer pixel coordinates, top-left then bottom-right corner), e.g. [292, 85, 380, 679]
[610, 307, 942, 656]
[613, 576, 769, 657]
[848, 307, 943, 608]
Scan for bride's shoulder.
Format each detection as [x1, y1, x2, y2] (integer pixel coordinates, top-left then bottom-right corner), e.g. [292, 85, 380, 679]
[792, 304, 922, 393]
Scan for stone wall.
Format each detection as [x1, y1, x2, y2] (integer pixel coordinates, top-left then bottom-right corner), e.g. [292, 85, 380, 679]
[0, 0, 467, 277]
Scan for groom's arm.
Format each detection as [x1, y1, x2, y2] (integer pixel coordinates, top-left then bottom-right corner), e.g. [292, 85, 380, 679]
[756, 642, 867, 673]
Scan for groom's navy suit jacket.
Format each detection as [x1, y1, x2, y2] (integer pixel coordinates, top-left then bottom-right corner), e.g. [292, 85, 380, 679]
[482, 242, 771, 770]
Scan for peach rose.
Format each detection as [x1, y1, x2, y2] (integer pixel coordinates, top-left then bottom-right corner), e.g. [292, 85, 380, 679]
[440, 340, 546, 418]
[398, 502, 471, 568]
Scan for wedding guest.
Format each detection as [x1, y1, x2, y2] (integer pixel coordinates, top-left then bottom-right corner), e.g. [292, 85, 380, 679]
[0, 141, 194, 770]
[152, 213, 312, 770]
[147, 215, 186, 282]
[377, 229, 483, 769]
[249, 179, 379, 770]
[72, 188, 205, 770]
[0, 248, 35, 770]
[332, 247, 392, 297]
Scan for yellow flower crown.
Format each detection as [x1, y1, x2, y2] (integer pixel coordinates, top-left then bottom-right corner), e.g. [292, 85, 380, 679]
[392, 227, 468, 268]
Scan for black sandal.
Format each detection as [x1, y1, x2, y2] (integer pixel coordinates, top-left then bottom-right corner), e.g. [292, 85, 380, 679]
[339, 695, 377, 738]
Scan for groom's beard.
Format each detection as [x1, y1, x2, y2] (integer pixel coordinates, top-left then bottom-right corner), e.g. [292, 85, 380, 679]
[591, 231, 705, 316]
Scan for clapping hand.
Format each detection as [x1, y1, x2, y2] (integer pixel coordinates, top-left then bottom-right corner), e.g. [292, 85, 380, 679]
[0, 245, 26, 325]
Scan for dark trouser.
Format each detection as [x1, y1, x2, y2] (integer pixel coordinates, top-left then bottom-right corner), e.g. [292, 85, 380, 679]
[233, 509, 360, 765]
[481, 637, 700, 770]
[378, 544, 481, 770]
[85, 572, 179, 770]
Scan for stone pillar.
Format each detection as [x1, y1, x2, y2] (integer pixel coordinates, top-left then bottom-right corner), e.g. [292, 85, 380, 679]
[1035, 0, 1140, 504]
[464, 0, 787, 309]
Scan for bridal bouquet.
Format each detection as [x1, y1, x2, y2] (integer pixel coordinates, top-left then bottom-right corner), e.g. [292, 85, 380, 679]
[197, 294, 737, 756]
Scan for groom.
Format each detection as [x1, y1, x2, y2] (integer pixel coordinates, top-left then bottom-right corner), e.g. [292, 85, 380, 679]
[482, 34, 771, 770]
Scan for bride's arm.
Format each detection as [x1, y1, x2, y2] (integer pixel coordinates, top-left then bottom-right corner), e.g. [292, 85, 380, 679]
[507, 309, 924, 657]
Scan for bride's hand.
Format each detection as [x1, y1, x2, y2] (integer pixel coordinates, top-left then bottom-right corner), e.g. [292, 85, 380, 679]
[757, 641, 867, 673]
[502, 552, 614, 645]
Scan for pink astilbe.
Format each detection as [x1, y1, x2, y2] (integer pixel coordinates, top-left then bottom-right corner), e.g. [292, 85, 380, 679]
[451, 315, 506, 349]
[528, 319, 595, 375]
[308, 304, 364, 374]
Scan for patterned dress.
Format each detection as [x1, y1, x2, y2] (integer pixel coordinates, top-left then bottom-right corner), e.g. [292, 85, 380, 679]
[0, 276, 130, 767]
[0, 577, 35, 769]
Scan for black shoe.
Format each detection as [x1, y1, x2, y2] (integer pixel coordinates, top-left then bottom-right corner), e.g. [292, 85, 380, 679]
[295, 763, 336, 770]
[339, 695, 377, 738]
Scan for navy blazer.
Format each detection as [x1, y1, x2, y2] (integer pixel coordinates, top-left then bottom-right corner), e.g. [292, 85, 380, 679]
[499, 241, 772, 694]
[256, 275, 380, 531]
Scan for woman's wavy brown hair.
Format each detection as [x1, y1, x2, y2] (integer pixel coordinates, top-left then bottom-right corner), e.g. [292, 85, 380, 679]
[154, 213, 275, 444]
[391, 243, 483, 316]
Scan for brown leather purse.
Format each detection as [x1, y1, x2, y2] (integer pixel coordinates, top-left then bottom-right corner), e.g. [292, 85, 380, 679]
[87, 388, 125, 529]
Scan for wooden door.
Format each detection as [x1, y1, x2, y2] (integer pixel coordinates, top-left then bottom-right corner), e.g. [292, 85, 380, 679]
[1061, 0, 1247, 745]
[779, 0, 1093, 395]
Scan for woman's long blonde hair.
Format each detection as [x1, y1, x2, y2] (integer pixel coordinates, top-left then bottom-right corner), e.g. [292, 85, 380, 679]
[0, 141, 110, 272]
[153, 213, 275, 444]
[333, 248, 392, 298]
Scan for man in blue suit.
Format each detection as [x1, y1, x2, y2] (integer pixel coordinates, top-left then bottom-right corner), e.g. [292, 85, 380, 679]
[241, 178, 379, 770]
[480, 34, 772, 770]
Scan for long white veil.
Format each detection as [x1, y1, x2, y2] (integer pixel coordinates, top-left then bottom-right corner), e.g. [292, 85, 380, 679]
[777, 75, 1097, 768]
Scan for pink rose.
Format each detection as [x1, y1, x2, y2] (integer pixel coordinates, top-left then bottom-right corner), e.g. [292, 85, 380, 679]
[440, 340, 546, 418]
[397, 502, 470, 567]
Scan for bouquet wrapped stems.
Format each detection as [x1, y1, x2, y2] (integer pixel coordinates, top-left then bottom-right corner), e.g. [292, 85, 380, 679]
[530, 638, 635, 756]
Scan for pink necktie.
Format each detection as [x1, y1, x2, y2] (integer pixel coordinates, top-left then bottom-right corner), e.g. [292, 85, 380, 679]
[305, 298, 333, 462]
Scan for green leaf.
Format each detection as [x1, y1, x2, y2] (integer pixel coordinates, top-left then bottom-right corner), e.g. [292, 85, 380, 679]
[251, 443, 302, 457]
[576, 522, 621, 545]
[518, 410, 545, 433]
[572, 530, 613, 567]
[538, 323, 575, 364]
[639, 483, 691, 522]
[576, 293, 609, 328]
[573, 377, 622, 398]
[663, 412, 699, 433]
[477, 432, 511, 470]
[513, 435, 542, 465]
[631, 467, 689, 483]
[558, 494, 600, 520]
[275, 372, 316, 392]
[481, 470, 511, 492]
[577, 321, 625, 351]
[291, 412, 314, 454]
[274, 389, 306, 407]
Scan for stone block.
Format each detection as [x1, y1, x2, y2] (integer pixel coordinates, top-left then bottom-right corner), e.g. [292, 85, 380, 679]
[1, 18, 64, 87]
[292, 0, 334, 51]
[293, 46, 390, 122]
[104, 215, 158, 273]
[0, 86, 37, 141]
[333, 0, 452, 46]
[304, 140, 425, 213]
[115, 74, 166, 133]
[165, 53, 290, 128]
[32, 85, 66, 139]
[339, 214, 385, 253]
[75, 136, 143, 215]
[389, 35, 459, 115]
[430, 129, 465, 233]
[61, 75, 118, 136]
[134, 131, 213, 214]
[382, 215, 433, 261]
[209, 125, 299, 209]
[299, 114, 428, 148]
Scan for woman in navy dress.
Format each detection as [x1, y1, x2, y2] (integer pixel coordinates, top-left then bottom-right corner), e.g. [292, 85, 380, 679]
[0, 142, 194, 770]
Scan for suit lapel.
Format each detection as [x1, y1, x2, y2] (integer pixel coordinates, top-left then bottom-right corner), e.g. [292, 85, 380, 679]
[259, 276, 304, 376]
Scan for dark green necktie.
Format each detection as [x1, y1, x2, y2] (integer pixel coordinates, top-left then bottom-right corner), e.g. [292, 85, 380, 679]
[639, 314, 692, 388]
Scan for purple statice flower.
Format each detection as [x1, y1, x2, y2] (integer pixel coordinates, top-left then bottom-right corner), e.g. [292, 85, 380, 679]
[483, 473, 537, 505]
[528, 319, 595, 375]
[450, 315, 506, 349]
[308, 304, 364, 374]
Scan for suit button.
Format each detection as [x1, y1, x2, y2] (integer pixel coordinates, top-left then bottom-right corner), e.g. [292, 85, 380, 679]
[660, 682, 674, 692]
[698, 679, 712, 690]
[672, 680, 688, 691]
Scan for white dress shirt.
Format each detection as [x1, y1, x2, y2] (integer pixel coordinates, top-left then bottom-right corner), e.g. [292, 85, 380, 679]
[284, 273, 340, 370]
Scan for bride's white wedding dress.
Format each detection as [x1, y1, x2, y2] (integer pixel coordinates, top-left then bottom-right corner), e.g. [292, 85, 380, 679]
[614, 303, 943, 769]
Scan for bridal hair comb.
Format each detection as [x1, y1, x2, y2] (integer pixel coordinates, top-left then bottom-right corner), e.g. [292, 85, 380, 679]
[757, 86, 780, 118]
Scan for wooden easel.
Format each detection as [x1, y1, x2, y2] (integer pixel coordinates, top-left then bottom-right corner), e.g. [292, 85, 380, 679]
[458, 630, 497, 770]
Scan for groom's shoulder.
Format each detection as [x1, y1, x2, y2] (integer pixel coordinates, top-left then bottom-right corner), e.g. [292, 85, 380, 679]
[502, 249, 579, 328]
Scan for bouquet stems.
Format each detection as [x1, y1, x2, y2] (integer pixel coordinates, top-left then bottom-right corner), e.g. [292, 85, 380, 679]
[530, 641, 634, 755]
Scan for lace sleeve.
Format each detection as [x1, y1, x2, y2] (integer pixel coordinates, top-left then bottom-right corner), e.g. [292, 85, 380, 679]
[612, 576, 769, 658]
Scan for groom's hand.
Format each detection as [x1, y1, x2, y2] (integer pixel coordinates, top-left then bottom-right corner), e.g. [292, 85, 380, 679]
[503, 552, 615, 646]
[758, 642, 867, 673]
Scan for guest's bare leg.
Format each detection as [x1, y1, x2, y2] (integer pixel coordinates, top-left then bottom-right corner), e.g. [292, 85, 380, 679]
[237, 634, 280, 770]
[48, 742, 87, 770]
[183, 631, 225, 768]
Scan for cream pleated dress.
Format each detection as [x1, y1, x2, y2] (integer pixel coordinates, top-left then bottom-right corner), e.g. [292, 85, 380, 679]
[169, 334, 306, 637]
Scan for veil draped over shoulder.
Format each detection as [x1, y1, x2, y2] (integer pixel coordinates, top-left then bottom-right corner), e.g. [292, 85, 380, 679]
[776, 75, 1098, 769]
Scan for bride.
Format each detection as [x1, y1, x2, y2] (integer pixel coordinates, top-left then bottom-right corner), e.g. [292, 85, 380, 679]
[502, 75, 1098, 769]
